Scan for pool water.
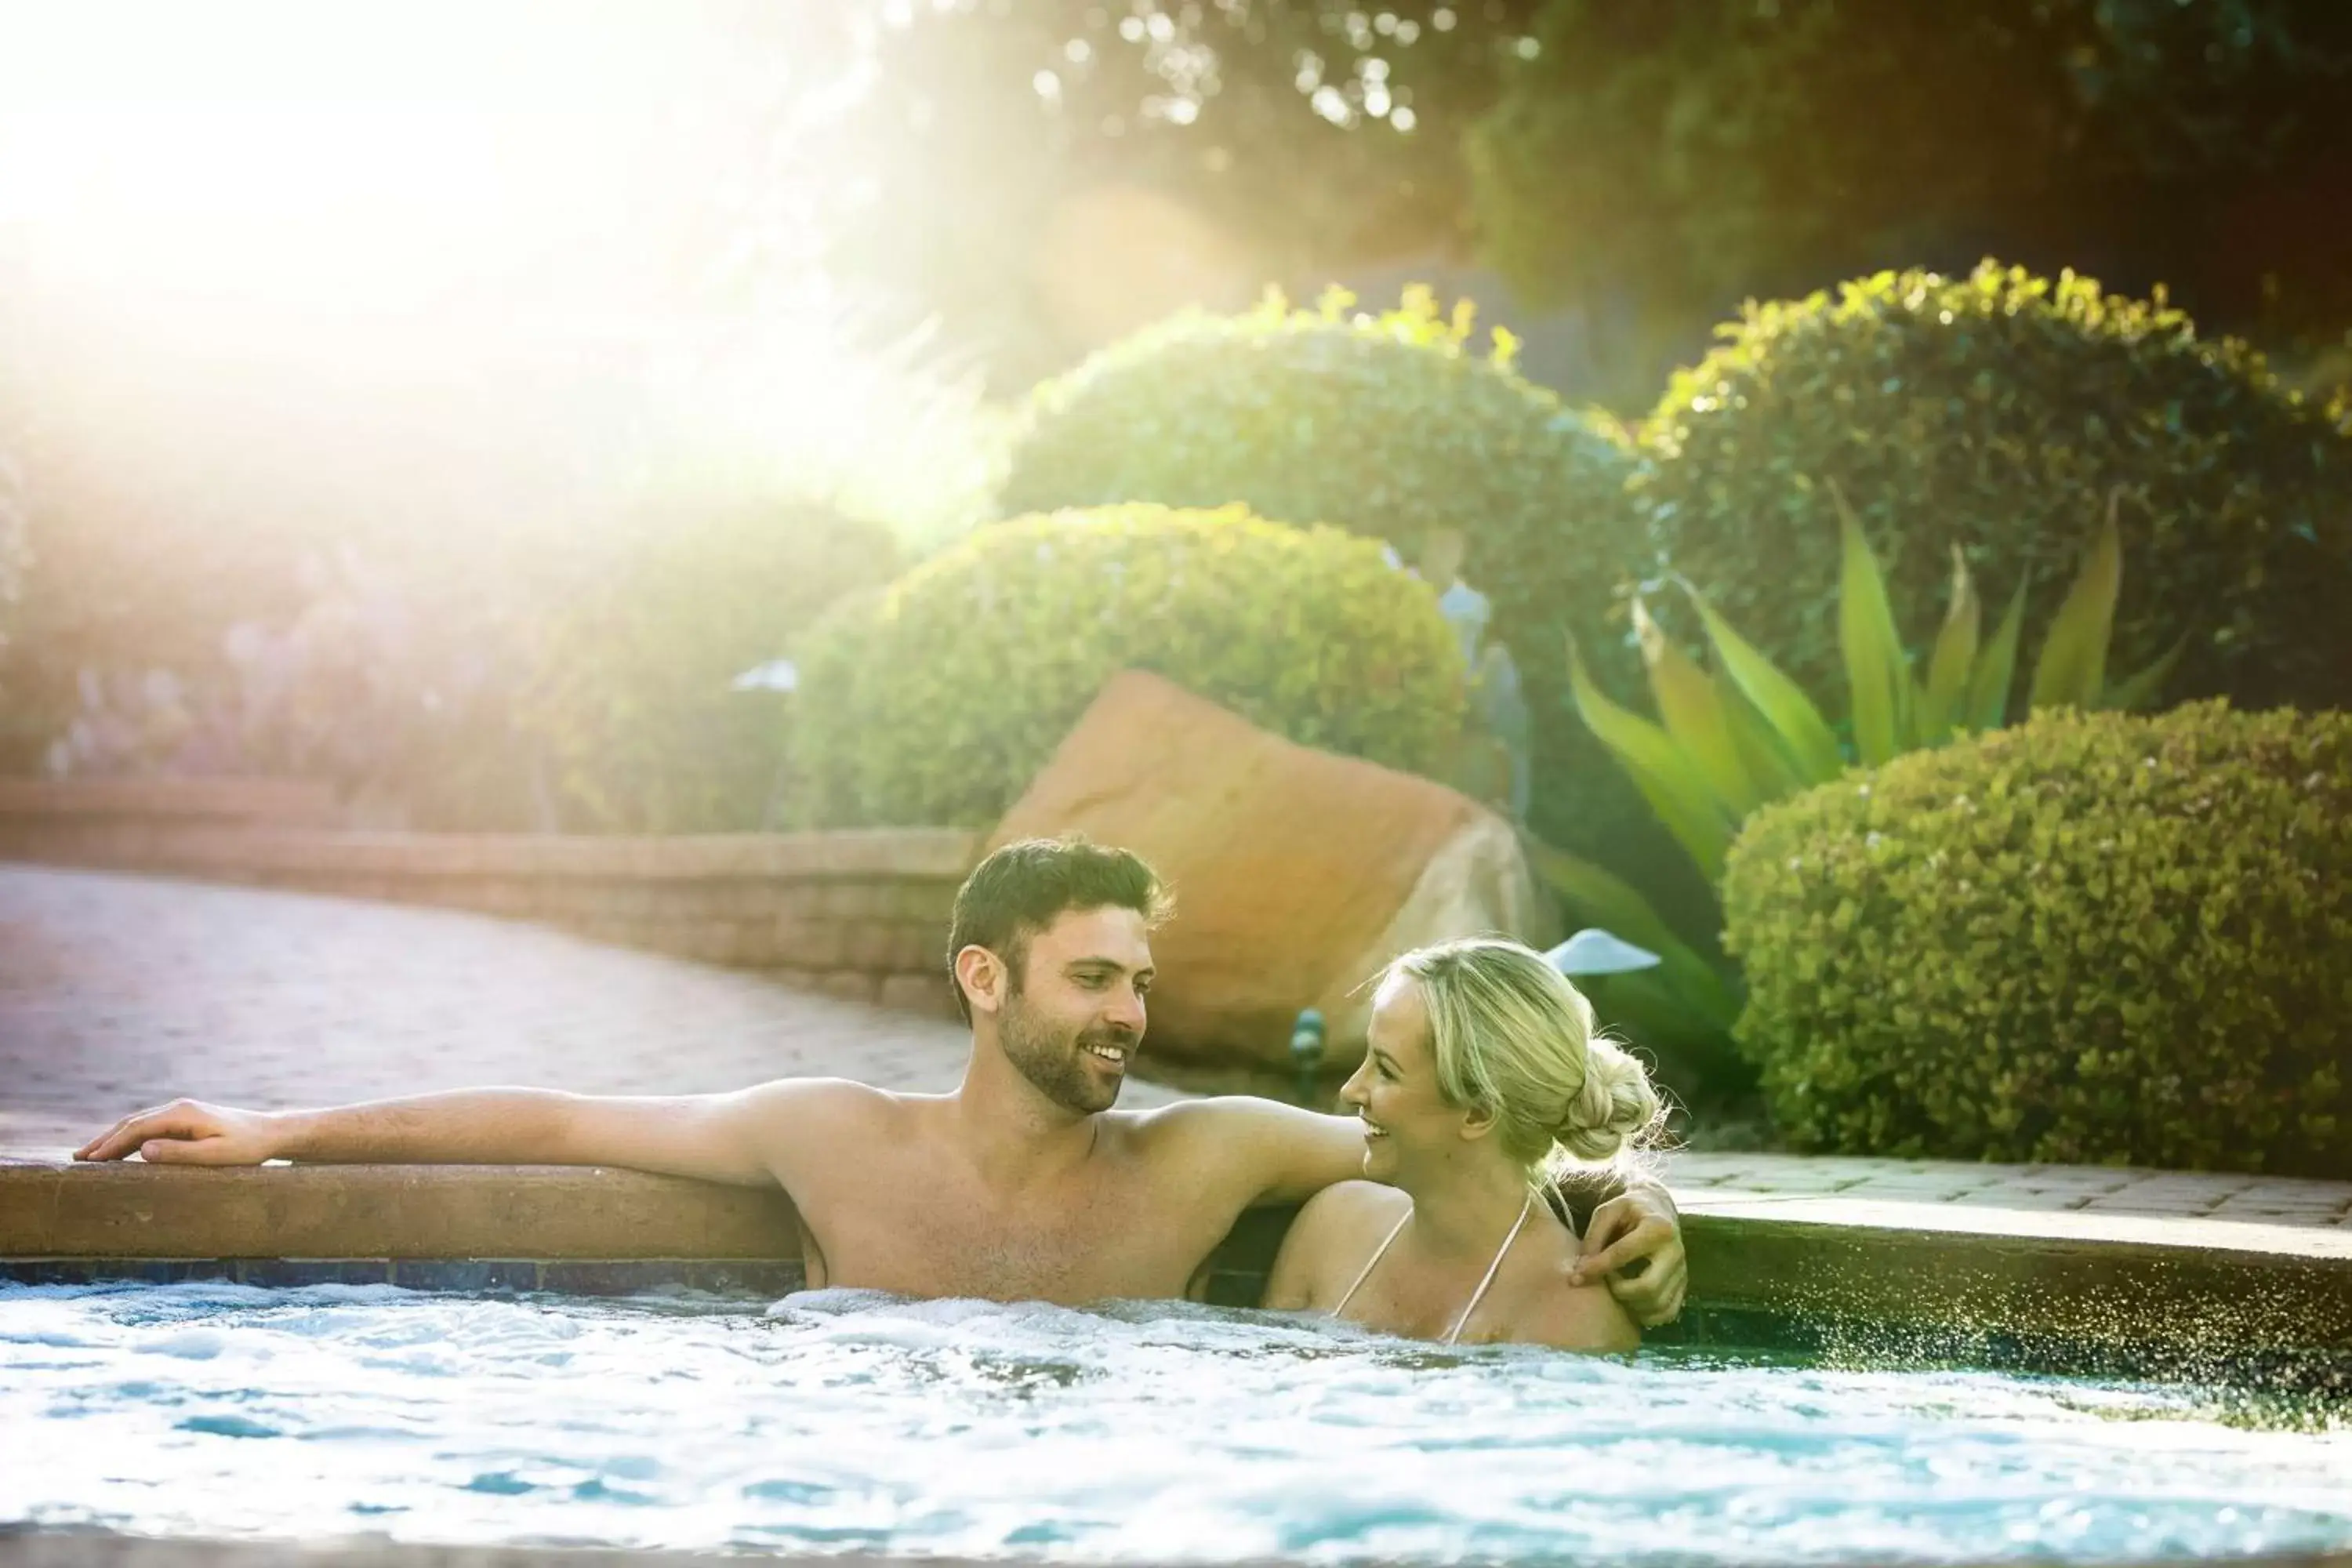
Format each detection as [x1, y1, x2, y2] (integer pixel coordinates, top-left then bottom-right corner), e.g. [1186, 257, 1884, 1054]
[3, 1282, 2349, 1564]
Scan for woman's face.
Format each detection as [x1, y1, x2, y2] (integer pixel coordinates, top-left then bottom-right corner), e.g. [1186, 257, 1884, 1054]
[1340, 973, 1475, 1181]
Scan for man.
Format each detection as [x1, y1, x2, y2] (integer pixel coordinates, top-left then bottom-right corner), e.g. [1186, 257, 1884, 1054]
[77, 838, 1686, 1320]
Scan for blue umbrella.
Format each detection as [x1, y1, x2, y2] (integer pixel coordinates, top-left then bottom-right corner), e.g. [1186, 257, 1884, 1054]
[729, 659, 799, 693]
[1544, 928, 1662, 978]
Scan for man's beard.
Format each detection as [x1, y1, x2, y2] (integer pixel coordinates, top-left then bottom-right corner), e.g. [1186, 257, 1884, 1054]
[1000, 992, 1134, 1116]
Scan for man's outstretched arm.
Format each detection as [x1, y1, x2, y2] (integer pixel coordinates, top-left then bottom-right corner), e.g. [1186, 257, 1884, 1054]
[72, 1080, 848, 1189]
[1157, 1096, 1688, 1326]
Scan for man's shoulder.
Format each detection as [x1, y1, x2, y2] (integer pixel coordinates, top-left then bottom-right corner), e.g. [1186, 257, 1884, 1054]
[1118, 1094, 1366, 1208]
[1125, 1094, 1326, 1137]
[728, 1076, 917, 1146]
[1116, 1094, 1320, 1160]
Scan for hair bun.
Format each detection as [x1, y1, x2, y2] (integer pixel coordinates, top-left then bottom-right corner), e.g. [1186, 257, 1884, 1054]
[1554, 1038, 1661, 1163]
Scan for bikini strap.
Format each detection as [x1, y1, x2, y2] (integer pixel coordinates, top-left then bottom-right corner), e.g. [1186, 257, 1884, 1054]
[1443, 1193, 1534, 1347]
[1330, 1206, 1411, 1316]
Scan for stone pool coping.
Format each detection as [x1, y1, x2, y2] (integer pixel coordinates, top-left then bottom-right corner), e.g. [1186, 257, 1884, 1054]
[5, 1160, 2350, 1386]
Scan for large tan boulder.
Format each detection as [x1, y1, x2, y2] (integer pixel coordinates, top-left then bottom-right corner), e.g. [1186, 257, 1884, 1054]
[989, 670, 1559, 1075]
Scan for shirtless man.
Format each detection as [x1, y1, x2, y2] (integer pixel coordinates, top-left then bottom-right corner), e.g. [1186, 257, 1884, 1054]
[74, 838, 1687, 1322]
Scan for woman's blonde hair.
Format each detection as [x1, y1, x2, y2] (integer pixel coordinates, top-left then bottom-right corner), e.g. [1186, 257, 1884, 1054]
[1381, 937, 1662, 1175]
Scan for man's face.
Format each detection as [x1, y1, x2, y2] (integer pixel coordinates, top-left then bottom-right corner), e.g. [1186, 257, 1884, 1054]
[994, 905, 1155, 1116]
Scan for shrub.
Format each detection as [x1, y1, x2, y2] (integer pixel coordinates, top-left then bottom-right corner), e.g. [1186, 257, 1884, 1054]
[1642, 262, 2352, 716]
[38, 548, 543, 830]
[789, 505, 1465, 829]
[1722, 702, 2352, 1174]
[998, 287, 1675, 883]
[1577, 493, 2165, 886]
[520, 502, 901, 833]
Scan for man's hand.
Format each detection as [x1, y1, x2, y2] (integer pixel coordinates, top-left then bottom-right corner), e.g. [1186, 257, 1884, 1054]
[75, 1099, 285, 1166]
[1570, 1184, 1686, 1327]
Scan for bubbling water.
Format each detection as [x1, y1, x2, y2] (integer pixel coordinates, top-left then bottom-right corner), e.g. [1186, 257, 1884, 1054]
[2, 1281, 2348, 1563]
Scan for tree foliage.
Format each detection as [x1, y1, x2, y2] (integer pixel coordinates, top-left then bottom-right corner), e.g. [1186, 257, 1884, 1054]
[825, 0, 2352, 390]
[1468, 0, 2352, 347]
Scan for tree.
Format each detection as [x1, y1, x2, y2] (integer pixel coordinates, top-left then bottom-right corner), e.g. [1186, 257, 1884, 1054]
[1466, 0, 2352, 388]
[822, 1, 1540, 383]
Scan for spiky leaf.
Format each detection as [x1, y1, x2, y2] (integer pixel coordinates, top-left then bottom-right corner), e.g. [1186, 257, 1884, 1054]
[1682, 583, 1846, 782]
[1966, 579, 2029, 733]
[1918, 544, 1980, 745]
[1519, 831, 1740, 1033]
[1567, 635, 1736, 879]
[1715, 671, 1811, 803]
[1833, 485, 1911, 764]
[1633, 597, 1761, 815]
[2102, 633, 2187, 712]
[2030, 492, 2125, 711]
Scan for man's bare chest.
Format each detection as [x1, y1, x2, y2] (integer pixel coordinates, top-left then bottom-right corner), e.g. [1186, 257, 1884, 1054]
[784, 1149, 1218, 1305]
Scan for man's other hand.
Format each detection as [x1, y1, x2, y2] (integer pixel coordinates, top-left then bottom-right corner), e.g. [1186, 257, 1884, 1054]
[1570, 1185, 1687, 1327]
[74, 1100, 283, 1166]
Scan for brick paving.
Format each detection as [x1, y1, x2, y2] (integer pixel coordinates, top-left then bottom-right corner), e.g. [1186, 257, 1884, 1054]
[3, 863, 2349, 1233]
[0, 864, 1180, 1158]
[1667, 1152, 2352, 1231]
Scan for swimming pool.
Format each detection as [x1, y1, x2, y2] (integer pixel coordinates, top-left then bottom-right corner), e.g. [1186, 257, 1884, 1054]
[5, 1280, 2349, 1565]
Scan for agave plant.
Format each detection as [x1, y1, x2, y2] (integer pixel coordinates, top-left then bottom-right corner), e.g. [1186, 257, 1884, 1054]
[1566, 488, 2182, 885]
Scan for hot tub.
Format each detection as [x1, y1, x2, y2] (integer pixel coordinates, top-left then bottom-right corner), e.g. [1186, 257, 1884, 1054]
[3, 1161, 2349, 1566]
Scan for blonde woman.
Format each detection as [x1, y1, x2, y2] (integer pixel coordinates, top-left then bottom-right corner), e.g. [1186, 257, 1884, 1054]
[1263, 938, 1662, 1352]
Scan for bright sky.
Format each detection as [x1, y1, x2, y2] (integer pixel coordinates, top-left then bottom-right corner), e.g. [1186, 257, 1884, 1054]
[0, 1, 993, 557]
[0, 1, 811, 317]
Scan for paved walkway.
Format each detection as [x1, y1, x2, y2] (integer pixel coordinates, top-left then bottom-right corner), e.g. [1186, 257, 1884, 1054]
[3, 864, 2349, 1232]
[0, 864, 1179, 1158]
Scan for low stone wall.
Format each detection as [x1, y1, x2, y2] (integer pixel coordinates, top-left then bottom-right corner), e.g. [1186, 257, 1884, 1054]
[0, 782, 981, 1015]
[0, 775, 339, 826]
[0, 1160, 1288, 1309]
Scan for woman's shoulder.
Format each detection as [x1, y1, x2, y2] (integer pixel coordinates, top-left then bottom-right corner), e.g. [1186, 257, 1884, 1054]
[1511, 1250, 1641, 1355]
[1293, 1179, 1410, 1236]
[1263, 1181, 1409, 1311]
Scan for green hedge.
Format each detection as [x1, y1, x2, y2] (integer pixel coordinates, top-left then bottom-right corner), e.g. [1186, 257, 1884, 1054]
[1642, 262, 2352, 716]
[789, 504, 1465, 829]
[996, 289, 1690, 890]
[520, 502, 901, 833]
[1722, 702, 2352, 1174]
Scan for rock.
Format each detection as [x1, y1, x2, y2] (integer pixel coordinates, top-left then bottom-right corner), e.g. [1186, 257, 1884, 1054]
[990, 670, 1559, 1075]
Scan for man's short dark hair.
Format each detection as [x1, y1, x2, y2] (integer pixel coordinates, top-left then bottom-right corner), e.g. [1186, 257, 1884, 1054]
[946, 837, 1171, 1022]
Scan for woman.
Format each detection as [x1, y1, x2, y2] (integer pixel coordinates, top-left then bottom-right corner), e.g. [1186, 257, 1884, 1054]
[1263, 937, 1661, 1352]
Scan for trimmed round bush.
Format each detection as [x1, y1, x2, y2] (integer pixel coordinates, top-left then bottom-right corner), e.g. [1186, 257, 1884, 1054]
[1722, 701, 2352, 1174]
[788, 504, 1466, 829]
[1000, 291, 1644, 609]
[1642, 262, 2352, 714]
[998, 289, 1689, 887]
[521, 501, 901, 833]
